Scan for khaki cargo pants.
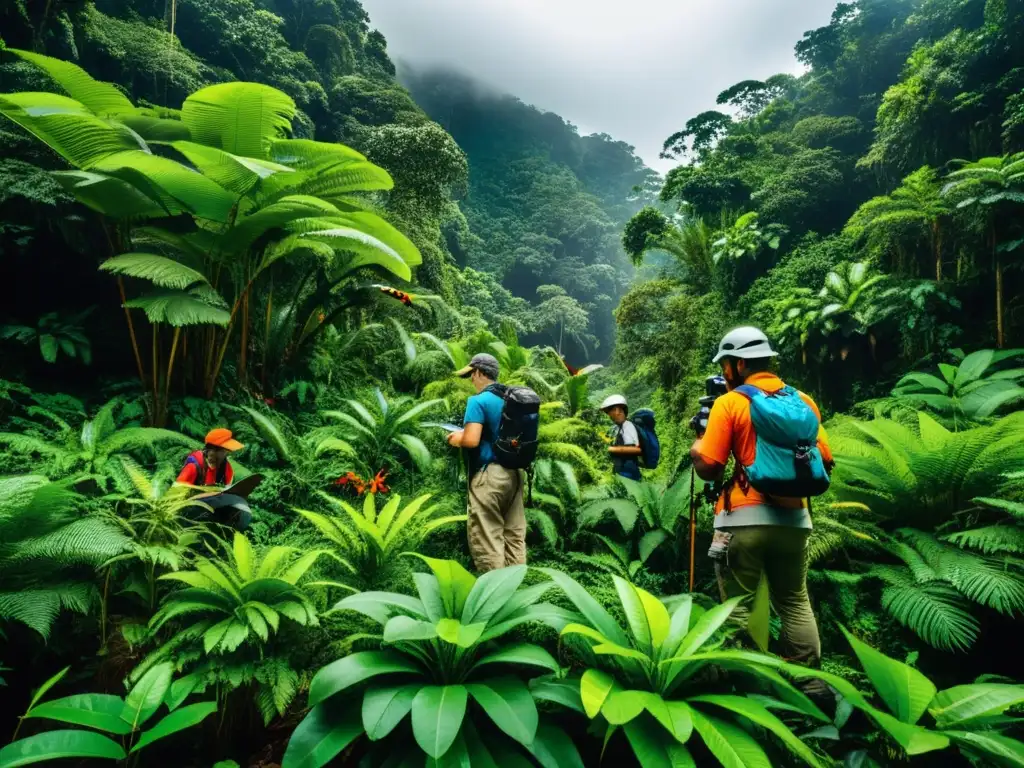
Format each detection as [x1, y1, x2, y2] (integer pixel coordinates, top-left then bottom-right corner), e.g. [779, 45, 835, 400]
[467, 464, 526, 572]
[715, 525, 828, 695]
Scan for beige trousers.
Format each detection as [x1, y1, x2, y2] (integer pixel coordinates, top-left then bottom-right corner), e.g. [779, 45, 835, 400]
[467, 465, 526, 572]
[715, 525, 827, 695]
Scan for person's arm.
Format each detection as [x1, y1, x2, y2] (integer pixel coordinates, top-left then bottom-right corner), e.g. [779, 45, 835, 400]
[176, 461, 198, 484]
[449, 422, 483, 449]
[449, 397, 484, 448]
[690, 397, 733, 482]
[608, 422, 642, 456]
[224, 461, 234, 486]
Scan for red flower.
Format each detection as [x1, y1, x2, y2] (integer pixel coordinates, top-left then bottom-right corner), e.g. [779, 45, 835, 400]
[367, 469, 390, 495]
[264, 397, 276, 407]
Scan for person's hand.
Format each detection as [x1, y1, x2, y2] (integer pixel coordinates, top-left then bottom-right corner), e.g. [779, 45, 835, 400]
[447, 431, 462, 447]
[689, 438, 704, 461]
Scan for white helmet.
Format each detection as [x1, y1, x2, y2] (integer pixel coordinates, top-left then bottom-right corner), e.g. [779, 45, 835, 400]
[600, 394, 628, 412]
[713, 326, 778, 363]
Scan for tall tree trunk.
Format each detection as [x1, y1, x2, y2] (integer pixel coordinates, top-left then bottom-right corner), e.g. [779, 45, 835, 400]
[933, 221, 942, 282]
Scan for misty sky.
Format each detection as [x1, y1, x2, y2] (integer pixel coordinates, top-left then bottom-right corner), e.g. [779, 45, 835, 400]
[360, 0, 838, 173]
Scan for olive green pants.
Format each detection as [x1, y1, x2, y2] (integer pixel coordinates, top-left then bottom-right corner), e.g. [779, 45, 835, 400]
[715, 525, 827, 695]
[467, 464, 526, 572]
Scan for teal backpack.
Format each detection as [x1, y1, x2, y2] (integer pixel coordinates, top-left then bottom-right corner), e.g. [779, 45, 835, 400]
[733, 384, 831, 498]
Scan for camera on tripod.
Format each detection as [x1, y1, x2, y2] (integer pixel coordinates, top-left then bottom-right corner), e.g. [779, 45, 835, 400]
[689, 375, 728, 436]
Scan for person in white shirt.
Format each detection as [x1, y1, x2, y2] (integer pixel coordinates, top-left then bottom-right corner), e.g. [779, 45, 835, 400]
[601, 395, 642, 481]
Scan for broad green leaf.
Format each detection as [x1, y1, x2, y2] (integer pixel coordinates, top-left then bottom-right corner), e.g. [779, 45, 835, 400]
[528, 723, 587, 768]
[25, 667, 70, 713]
[529, 675, 585, 714]
[581, 668, 617, 719]
[461, 565, 527, 626]
[539, 568, 630, 647]
[928, 684, 1024, 728]
[642, 694, 693, 744]
[602, 689, 649, 726]
[946, 730, 1024, 767]
[411, 685, 468, 759]
[383, 615, 438, 643]
[460, 720, 500, 768]
[672, 597, 743, 659]
[841, 626, 935, 724]
[638, 529, 669, 563]
[308, 651, 420, 708]
[690, 695, 825, 767]
[362, 683, 421, 741]
[8, 49, 135, 116]
[467, 678, 539, 746]
[435, 618, 487, 648]
[331, 591, 427, 625]
[121, 661, 173, 729]
[472, 643, 559, 674]
[406, 555, 476, 618]
[182, 82, 295, 159]
[130, 701, 217, 752]
[281, 702, 362, 768]
[26, 694, 132, 735]
[622, 717, 696, 768]
[613, 576, 670, 654]
[0, 730, 126, 766]
[690, 709, 771, 768]
[232, 533, 256, 581]
[99, 253, 207, 290]
[661, 597, 693, 660]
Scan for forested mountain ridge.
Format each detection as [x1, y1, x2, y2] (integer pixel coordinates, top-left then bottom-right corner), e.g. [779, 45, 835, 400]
[404, 68, 660, 361]
[623, 0, 1024, 420]
[0, 0, 652, 379]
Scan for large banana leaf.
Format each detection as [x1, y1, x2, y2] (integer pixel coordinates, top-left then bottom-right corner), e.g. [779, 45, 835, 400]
[260, 157, 393, 200]
[89, 151, 236, 223]
[182, 83, 296, 159]
[8, 48, 135, 117]
[53, 171, 168, 219]
[170, 140, 294, 196]
[270, 138, 366, 167]
[0, 92, 141, 168]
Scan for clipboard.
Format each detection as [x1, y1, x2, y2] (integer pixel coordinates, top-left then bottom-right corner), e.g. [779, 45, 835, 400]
[192, 473, 264, 501]
[421, 422, 462, 433]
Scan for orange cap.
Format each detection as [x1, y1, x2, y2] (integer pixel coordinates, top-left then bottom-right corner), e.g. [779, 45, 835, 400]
[205, 428, 244, 452]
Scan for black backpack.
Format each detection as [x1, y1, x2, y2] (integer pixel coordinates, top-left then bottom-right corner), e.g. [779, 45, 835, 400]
[485, 384, 541, 469]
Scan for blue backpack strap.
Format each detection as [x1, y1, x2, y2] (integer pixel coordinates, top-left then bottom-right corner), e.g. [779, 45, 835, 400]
[733, 384, 764, 401]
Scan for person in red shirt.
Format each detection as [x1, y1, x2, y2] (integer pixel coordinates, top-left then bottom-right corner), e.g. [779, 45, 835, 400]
[176, 428, 244, 487]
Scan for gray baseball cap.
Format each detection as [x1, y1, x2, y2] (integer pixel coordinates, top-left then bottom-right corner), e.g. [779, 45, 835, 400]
[456, 353, 500, 380]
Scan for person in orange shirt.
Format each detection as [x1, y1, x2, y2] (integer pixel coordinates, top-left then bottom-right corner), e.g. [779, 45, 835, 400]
[690, 327, 833, 702]
[176, 428, 243, 487]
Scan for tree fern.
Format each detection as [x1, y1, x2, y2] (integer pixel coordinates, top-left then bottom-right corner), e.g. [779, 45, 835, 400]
[945, 526, 1024, 555]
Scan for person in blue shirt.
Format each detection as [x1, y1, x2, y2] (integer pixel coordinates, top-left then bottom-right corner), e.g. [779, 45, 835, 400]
[601, 395, 642, 481]
[447, 353, 526, 572]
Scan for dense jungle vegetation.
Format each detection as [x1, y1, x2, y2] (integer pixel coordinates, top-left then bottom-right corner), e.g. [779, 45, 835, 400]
[0, 0, 1023, 765]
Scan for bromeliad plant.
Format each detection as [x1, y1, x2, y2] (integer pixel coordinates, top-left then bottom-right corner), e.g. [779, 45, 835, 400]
[131, 534, 336, 724]
[296, 492, 465, 589]
[544, 569, 831, 767]
[1, 663, 216, 766]
[283, 557, 584, 768]
[321, 388, 443, 476]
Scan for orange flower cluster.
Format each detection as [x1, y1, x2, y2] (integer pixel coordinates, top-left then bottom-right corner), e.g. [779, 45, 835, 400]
[332, 469, 389, 496]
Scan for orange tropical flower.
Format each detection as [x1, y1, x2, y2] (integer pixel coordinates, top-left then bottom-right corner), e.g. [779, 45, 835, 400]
[375, 285, 414, 306]
[367, 469, 390, 495]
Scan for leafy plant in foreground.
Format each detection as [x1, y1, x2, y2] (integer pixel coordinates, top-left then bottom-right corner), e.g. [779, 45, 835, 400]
[0, 663, 216, 766]
[755, 627, 1024, 765]
[0, 474, 129, 638]
[283, 558, 583, 767]
[544, 569, 830, 767]
[828, 411, 1024, 651]
[296, 491, 465, 589]
[132, 534, 334, 724]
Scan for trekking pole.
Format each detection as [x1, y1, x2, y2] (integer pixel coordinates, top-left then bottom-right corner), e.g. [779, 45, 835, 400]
[688, 465, 697, 593]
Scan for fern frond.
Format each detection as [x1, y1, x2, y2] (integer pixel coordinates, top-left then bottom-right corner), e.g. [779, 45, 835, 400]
[526, 508, 559, 549]
[241, 406, 292, 462]
[945, 525, 1024, 555]
[880, 582, 980, 653]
